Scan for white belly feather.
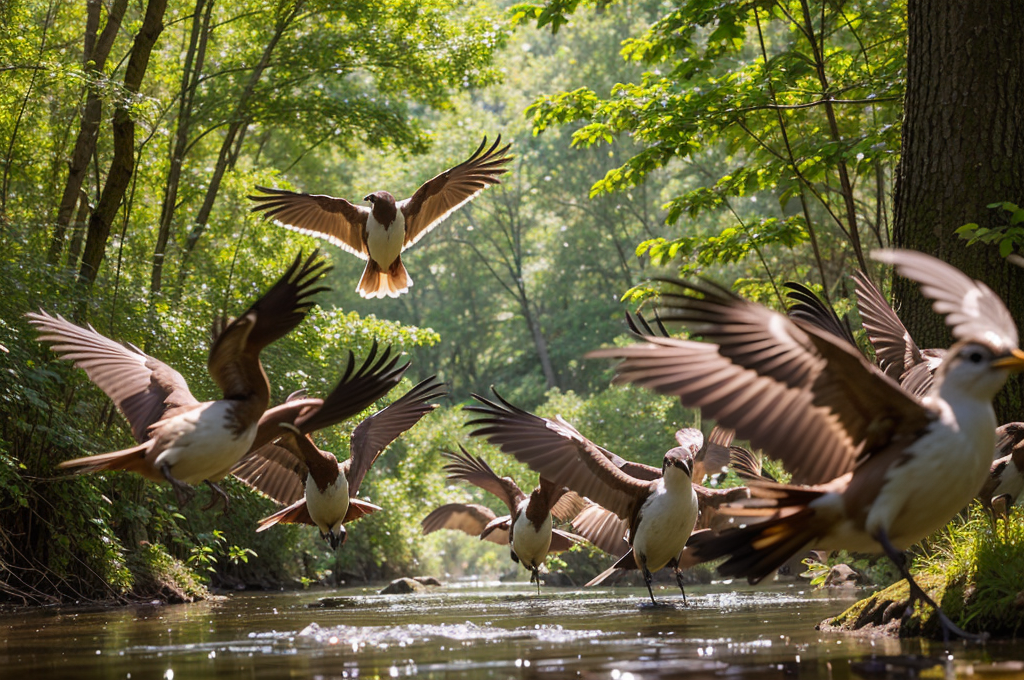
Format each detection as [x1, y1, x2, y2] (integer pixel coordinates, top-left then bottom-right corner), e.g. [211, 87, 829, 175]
[153, 401, 257, 484]
[306, 472, 350, 536]
[366, 212, 406, 267]
[512, 499, 552, 569]
[633, 478, 699, 572]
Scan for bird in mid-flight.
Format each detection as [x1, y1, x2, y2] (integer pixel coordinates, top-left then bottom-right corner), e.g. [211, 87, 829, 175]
[249, 136, 512, 299]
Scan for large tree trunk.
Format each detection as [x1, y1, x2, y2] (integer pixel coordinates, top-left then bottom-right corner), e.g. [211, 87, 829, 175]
[150, 0, 214, 295]
[46, 0, 128, 264]
[892, 1, 1024, 421]
[78, 0, 167, 290]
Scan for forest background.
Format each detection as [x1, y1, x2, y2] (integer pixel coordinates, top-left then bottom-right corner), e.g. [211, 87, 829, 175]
[1, 0, 1021, 605]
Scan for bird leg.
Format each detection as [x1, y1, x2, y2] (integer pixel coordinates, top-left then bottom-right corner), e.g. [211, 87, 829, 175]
[532, 566, 541, 596]
[201, 481, 230, 512]
[639, 554, 658, 605]
[671, 559, 688, 606]
[161, 464, 195, 507]
[875, 529, 987, 642]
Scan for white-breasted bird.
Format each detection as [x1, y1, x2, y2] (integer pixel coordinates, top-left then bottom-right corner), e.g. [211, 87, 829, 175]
[29, 252, 330, 508]
[421, 446, 583, 592]
[232, 376, 445, 548]
[465, 390, 707, 605]
[249, 137, 512, 299]
[589, 250, 1024, 639]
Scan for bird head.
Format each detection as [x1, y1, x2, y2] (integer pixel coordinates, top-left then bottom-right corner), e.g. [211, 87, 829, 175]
[662, 446, 695, 479]
[363, 190, 395, 206]
[937, 341, 1024, 401]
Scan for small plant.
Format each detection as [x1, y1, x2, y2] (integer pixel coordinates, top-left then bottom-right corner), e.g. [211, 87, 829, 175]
[955, 202, 1024, 258]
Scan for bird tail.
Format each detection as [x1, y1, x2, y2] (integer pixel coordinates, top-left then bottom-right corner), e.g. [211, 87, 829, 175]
[57, 441, 161, 481]
[684, 484, 828, 584]
[585, 549, 638, 586]
[256, 498, 313, 531]
[357, 258, 412, 299]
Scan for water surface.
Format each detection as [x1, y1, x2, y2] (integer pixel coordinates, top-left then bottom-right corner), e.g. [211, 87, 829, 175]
[2, 582, 1022, 678]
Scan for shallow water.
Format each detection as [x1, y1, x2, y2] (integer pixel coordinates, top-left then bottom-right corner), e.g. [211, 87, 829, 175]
[1, 582, 1022, 679]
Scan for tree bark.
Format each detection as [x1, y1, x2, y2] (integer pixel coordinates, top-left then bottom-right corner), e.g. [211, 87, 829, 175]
[78, 0, 168, 288]
[892, 1, 1024, 421]
[150, 0, 214, 295]
[46, 0, 128, 264]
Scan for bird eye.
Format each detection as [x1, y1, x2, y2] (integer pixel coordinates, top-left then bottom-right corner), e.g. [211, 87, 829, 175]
[968, 351, 984, 363]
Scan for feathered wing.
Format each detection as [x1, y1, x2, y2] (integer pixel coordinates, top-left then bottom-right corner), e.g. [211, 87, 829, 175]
[783, 281, 857, 347]
[232, 439, 307, 505]
[207, 251, 331, 397]
[549, 529, 584, 553]
[248, 186, 370, 260]
[26, 311, 198, 442]
[421, 503, 508, 545]
[588, 278, 932, 485]
[465, 390, 653, 519]
[872, 249, 1019, 351]
[570, 503, 630, 557]
[346, 376, 445, 496]
[400, 136, 512, 248]
[441, 446, 525, 515]
[853, 270, 921, 379]
[694, 425, 734, 482]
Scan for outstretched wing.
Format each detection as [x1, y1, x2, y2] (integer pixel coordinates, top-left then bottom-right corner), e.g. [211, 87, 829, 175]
[346, 376, 446, 496]
[465, 390, 653, 519]
[441, 446, 525, 515]
[784, 281, 857, 347]
[421, 503, 507, 544]
[27, 311, 198, 442]
[249, 186, 369, 259]
[232, 438, 307, 505]
[400, 136, 512, 248]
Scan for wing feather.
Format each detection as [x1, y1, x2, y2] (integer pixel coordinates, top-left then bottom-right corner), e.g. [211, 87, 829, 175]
[249, 186, 369, 259]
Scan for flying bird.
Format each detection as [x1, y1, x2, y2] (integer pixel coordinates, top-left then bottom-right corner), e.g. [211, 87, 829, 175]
[233, 376, 446, 548]
[249, 136, 512, 299]
[589, 249, 1024, 639]
[465, 390, 708, 605]
[29, 252, 330, 508]
[421, 446, 583, 592]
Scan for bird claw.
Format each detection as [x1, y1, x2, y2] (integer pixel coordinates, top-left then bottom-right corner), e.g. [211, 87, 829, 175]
[161, 464, 196, 507]
[201, 481, 230, 512]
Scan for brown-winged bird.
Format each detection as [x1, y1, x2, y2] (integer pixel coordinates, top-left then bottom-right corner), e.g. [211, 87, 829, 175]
[233, 376, 445, 548]
[249, 137, 512, 299]
[589, 250, 1024, 639]
[29, 252, 330, 508]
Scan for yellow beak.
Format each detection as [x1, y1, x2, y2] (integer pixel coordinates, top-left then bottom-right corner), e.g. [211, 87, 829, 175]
[992, 348, 1024, 372]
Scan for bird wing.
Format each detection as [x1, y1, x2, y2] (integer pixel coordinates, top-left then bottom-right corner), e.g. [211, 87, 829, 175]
[852, 270, 922, 379]
[873, 249, 1019, 352]
[625, 310, 671, 338]
[694, 425, 734, 482]
[784, 281, 857, 347]
[232, 437, 308, 505]
[550, 489, 587, 522]
[553, 415, 663, 481]
[588, 278, 933, 485]
[207, 251, 330, 397]
[248, 186, 370, 260]
[399, 136, 512, 248]
[27, 311, 198, 442]
[465, 390, 654, 519]
[549, 529, 584, 553]
[345, 376, 446, 496]
[421, 503, 504, 543]
[570, 503, 630, 557]
[440, 446, 525, 514]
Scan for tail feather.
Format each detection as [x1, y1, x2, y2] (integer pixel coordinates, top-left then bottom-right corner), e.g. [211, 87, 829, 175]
[585, 549, 638, 586]
[357, 258, 411, 299]
[57, 442, 160, 481]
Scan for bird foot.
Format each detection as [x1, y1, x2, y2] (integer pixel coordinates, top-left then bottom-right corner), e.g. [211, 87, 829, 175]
[674, 569, 689, 606]
[201, 481, 230, 512]
[161, 464, 195, 507]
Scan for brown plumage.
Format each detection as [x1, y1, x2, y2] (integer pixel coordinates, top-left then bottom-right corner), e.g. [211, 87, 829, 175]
[589, 249, 1024, 640]
[233, 376, 445, 549]
[422, 446, 583, 589]
[29, 252, 330, 508]
[978, 422, 1024, 515]
[249, 136, 512, 299]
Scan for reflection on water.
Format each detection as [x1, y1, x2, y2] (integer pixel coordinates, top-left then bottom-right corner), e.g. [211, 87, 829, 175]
[1, 582, 1021, 679]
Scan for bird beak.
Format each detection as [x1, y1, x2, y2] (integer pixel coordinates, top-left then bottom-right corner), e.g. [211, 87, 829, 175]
[993, 348, 1024, 372]
[675, 458, 693, 477]
[363, 194, 373, 203]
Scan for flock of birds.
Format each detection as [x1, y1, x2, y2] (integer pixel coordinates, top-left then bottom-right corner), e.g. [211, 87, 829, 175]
[27, 136, 1024, 642]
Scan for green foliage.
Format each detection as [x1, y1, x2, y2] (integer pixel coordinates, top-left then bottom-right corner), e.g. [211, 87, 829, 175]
[956, 202, 1024, 259]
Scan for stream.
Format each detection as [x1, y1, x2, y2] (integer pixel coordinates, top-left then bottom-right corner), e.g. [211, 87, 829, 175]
[2, 581, 1022, 678]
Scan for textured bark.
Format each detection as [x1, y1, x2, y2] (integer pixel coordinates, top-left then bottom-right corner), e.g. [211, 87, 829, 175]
[46, 0, 128, 264]
[150, 0, 213, 295]
[78, 0, 168, 287]
[892, 1, 1024, 421]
